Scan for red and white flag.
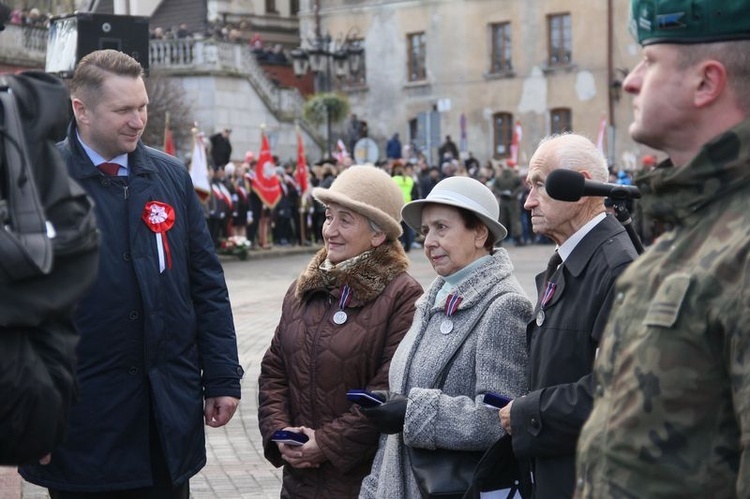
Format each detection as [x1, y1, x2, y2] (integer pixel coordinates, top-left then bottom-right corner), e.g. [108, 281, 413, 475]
[335, 139, 349, 163]
[252, 130, 282, 208]
[189, 129, 210, 202]
[596, 114, 608, 156]
[510, 120, 522, 164]
[295, 128, 309, 194]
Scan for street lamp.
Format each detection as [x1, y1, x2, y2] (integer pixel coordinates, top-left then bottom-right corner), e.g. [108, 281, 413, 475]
[291, 31, 364, 157]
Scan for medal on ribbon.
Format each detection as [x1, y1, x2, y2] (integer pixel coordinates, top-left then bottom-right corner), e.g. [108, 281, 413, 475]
[536, 281, 557, 326]
[441, 293, 462, 334]
[142, 201, 176, 273]
[333, 284, 352, 325]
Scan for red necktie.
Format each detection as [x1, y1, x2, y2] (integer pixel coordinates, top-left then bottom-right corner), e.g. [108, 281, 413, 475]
[98, 162, 120, 176]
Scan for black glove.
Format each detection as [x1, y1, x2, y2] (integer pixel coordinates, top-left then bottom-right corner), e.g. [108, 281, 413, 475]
[361, 390, 408, 434]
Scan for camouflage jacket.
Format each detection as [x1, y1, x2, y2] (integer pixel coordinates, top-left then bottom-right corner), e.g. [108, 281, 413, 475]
[575, 117, 750, 499]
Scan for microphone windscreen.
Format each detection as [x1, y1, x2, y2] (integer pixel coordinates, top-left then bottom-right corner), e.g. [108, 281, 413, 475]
[545, 169, 585, 202]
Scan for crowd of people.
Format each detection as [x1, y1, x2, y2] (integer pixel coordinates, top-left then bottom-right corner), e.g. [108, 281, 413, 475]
[148, 19, 290, 66]
[200, 130, 659, 262]
[5, 0, 750, 498]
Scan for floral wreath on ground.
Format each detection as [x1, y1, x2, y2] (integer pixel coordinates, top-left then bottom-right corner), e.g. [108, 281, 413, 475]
[219, 235, 252, 260]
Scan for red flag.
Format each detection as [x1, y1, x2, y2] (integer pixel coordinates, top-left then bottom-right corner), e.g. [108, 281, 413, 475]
[510, 120, 522, 164]
[190, 130, 210, 202]
[164, 128, 175, 156]
[596, 113, 607, 156]
[295, 129, 309, 194]
[253, 131, 282, 208]
[163, 112, 175, 156]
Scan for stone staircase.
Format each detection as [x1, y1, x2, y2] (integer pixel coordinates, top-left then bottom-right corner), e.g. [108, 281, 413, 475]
[148, 38, 324, 148]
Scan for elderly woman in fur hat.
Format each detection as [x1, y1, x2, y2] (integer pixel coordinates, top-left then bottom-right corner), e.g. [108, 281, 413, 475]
[258, 165, 424, 498]
[359, 176, 532, 499]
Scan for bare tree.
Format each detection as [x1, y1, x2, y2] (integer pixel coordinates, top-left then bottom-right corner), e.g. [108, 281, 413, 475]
[142, 75, 194, 157]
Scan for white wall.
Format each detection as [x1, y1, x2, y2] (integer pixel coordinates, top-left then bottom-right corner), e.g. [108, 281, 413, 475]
[179, 75, 321, 163]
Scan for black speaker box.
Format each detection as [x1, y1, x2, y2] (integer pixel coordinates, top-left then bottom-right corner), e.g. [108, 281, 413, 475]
[46, 13, 149, 77]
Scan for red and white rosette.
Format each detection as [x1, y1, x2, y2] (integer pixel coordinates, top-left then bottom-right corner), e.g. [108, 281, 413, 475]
[142, 201, 175, 273]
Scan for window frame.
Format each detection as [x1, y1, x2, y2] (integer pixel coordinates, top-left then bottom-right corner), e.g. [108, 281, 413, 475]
[550, 107, 572, 134]
[490, 22, 512, 73]
[492, 112, 514, 160]
[547, 13, 572, 66]
[407, 31, 427, 82]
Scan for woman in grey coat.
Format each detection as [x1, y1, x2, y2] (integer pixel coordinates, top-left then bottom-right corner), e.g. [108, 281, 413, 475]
[359, 176, 532, 498]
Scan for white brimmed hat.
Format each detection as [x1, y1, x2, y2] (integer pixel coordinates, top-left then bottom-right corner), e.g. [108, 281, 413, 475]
[402, 176, 507, 243]
[312, 165, 404, 240]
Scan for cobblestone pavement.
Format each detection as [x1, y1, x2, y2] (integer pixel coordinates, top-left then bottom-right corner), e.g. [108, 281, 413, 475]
[1, 243, 551, 498]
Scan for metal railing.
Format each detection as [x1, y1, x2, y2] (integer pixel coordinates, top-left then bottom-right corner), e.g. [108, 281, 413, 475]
[0, 27, 322, 146]
[0, 24, 48, 65]
[149, 39, 309, 122]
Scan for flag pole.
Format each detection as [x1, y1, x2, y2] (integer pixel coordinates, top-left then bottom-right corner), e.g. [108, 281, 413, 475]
[296, 124, 307, 245]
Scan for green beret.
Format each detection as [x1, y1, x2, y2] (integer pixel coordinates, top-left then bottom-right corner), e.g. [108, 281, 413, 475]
[631, 0, 750, 45]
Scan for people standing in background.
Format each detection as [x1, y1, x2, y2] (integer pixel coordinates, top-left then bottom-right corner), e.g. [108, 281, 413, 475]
[418, 165, 442, 199]
[210, 127, 232, 169]
[258, 165, 423, 498]
[226, 162, 251, 239]
[492, 160, 524, 246]
[386, 133, 402, 160]
[208, 166, 231, 246]
[19, 49, 242, 498]
[391, 162, 416, 253]
[498, 133, 638, 498]
[438, 134, 459, 162]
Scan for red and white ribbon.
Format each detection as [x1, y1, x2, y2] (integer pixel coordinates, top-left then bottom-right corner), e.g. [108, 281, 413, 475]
[444, 293, 462, 317]
[142, 201, 175, 273]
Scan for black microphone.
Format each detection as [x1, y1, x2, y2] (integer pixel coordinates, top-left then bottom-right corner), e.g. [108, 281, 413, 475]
[545, 169, 641, 202]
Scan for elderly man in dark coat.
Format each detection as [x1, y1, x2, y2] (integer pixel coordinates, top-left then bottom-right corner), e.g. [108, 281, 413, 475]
[498, 133, 637, 499]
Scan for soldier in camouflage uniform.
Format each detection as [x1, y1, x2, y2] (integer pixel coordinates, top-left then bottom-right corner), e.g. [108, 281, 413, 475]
[575, 1, 750, 498]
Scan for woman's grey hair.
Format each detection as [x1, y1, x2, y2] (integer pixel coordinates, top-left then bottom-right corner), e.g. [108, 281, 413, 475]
[368, 218, 384, 235]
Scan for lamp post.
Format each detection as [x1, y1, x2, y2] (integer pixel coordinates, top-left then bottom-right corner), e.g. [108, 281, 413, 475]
[291, 31, 364, 158]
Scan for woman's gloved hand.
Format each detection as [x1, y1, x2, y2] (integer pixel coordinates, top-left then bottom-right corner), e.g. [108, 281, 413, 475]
[360, 390, 407, 434]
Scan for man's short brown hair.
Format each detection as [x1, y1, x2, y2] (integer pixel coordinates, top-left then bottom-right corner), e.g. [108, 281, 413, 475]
[70, 49, 144, 104]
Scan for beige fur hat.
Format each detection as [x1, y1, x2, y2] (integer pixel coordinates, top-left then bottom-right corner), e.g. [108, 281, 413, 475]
[312, 165, 404, 240]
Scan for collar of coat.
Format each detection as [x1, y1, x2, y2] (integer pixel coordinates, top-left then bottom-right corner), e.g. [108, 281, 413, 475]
[295, 241, 410, 304]
[636, 116, 750, 226]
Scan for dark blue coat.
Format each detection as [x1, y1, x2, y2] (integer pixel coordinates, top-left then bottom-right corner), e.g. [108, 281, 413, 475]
[20, 123, 243, 491]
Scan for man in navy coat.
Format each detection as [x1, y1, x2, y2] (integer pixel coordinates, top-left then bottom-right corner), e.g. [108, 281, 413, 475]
[20, 49, 243, 498]
[498, 133, 638, 498]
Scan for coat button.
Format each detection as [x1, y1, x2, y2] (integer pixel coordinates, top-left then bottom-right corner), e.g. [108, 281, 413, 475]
[128, 366, 139, 375]
[596, 384, 604, 397]
[123, 252, 132, 262]
[128, 311, 139, 320]
[530, 418, 539, 428]
[101, 178, 110, 187]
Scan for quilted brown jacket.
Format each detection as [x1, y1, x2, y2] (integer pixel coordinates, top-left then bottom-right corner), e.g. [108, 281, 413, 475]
[258, 241, 423, 498]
